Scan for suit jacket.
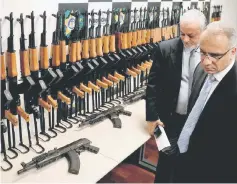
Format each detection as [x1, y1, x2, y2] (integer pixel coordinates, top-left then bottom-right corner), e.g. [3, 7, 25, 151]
[175, 62, 237, 183]
[146, 38, 184, 124]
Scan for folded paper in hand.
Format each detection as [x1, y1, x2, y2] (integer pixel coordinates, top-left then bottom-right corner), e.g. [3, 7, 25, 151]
[154, 126, 171, 151]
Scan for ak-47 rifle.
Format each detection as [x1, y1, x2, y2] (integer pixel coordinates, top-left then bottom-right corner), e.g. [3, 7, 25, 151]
[80, 11, 94, 115]
[102, 9, 124, 101]
[79, 105, 131, 128]
[39, 11, 58, 138]
[95, 10, 109, 108]
[1, 18, 14, 170]
[87, 10, 102, 113]
[67, 10, 85, 120]
[102, 9, 122, 102]
[17, 138, 99, 175]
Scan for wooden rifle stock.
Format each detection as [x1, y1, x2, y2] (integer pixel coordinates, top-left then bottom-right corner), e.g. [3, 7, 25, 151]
[47, 95, 58, 108]
[40, 47, 49, 70]
[6, 52, 17, 77]
[172, 25, 177, 38]
[80, 83, 92, 94]
[5, 110, 18, 126]
[29, 48, 39, 71]
[69, 42, 77, 63]
[76, 41, 82, 61]
[96, 37, 103, 56]
[16, 106, 30, 122]
[127, 32, 132, 48]
[103, 36, 110, 54]
[88, 81, 100, 92]
[146, 29, 151, 44]
[137, 64, 146, 72]
[89, 38, 97, 58]
[132, 66, 141, 75]
[126, 68, 137, 77]
[52, 44, 60, 67]
[72, 86, 85, 98]
[114, 72, 125, 81]
[108, 74, 119, 84]
[141, 30, 146, 45]
[38, 98, 51, 112]
[121, 33, 128, 50]
[82, 40, 89, 59]
[102, 77, 113, 87]
[109, 35, 116, 53]
[132, 31, 137, 47]
[96, 79, 108, 89]
[150, 29, 155, 43]
[57, 91, 71, 104]
[60, 40, 67, 63]
[137, 30, 142, 46]
[1, 53, 6, 80]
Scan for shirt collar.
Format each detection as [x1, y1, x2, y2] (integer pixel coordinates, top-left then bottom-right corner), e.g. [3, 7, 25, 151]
[183, 45, 200, 53]
[213, 58, 235, 82]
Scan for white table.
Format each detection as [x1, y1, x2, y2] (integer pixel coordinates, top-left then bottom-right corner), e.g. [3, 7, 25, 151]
[1, 100, 151, 183]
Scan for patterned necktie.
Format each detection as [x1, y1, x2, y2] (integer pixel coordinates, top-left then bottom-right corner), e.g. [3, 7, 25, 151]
[178, 75, 216, 153]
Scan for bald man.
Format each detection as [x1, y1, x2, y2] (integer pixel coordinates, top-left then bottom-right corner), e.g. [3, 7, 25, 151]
[174, 21, 237, 182]
[146, 9, 206, 182]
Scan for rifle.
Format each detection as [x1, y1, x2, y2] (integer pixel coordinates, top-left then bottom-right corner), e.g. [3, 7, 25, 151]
[17, 138, 99, 175]
[1, 18, 15, 170]
[95, 10, 109, 108]
[39, 11, 58, 138]
[88, 10, 102, 113]
[79, 105, 132, 128]
[102, 9, 122, 102]
[67, 10, 85, 120]
[80, 11, 94, 115]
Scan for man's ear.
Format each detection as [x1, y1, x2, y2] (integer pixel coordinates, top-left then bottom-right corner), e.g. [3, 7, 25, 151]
[231, 47, 237, 56]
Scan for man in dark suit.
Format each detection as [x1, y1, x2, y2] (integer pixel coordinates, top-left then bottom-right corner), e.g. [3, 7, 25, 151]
[174, 21, 237, 182]
[146, 9, 206, 182]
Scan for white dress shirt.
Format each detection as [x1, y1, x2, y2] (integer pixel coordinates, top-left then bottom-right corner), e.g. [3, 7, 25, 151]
[176, 47, 200, 115]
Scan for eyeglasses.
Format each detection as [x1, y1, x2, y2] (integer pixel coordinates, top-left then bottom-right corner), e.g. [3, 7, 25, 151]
[195, 47, 233, 62]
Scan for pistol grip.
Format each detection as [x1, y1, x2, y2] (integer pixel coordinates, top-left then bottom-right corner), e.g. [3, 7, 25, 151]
[114, 72, 125, 81]
[108, 113, 122, 129]
[65, 150, 80, 175]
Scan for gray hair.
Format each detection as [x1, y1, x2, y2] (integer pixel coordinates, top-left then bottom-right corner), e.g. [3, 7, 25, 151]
[204, 21, 237, 48]
[180, 9, 207, 31]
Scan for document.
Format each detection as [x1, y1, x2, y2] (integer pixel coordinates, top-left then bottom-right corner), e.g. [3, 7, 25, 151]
[154, 126, 171, 151]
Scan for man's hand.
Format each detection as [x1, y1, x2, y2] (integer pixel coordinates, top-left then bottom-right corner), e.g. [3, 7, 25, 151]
[146, 120, 164, 136]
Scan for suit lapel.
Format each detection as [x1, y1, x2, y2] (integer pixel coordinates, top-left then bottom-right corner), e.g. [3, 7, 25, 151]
[170, 38, 183, 74]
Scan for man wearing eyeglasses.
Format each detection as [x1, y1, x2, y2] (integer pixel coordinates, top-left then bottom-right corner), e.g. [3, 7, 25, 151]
[173, 21, 237, 182]
[146, 9, 206, 182]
